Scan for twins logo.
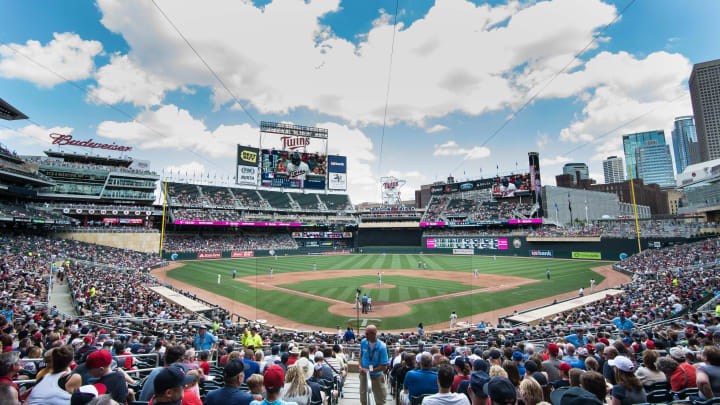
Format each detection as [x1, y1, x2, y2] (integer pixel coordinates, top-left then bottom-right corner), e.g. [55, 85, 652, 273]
[289, 170, 307, 177]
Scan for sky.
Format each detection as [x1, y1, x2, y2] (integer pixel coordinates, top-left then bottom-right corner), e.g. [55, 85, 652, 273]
[0, 0, 719, 204]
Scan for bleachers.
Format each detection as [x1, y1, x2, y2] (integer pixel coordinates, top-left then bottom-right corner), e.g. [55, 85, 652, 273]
[293, 193, 322, 210]
[201, 185, 237, 208]
[233, 188, 265, 209]
[259, 190, 293, 209]
[167, 182, 203, 206]
[321, 194, 352, 211]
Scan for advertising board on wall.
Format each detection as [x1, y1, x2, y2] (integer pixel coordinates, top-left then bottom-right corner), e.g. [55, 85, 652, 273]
[236, 146, 259, 186]
[197, 252, 222, 259]
[327, 155, 347, 190]
[571, 251, 602, 259]
[453, 248, 475, 255]
[530, 249, 553, 257]
[231, 251, 254, 258]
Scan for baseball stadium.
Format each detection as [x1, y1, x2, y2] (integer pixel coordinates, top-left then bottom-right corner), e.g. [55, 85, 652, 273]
[2, 2, 720, 405]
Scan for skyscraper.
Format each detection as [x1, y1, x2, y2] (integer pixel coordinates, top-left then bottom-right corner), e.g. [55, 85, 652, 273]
[562, 163, 589, 185]
[671, 116, 699, 174]
[689, 59, 720, 162]
[622, 130, 666, 179]
[602, 156, 624, 184]
[636, 143, 676, 187]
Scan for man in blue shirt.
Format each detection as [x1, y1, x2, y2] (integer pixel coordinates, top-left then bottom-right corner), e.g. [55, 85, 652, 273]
[610, 314, 635, 332]
[242, 348, 261, 383]
[344, 327, 355, 343]
[194, 325, 217, 351]
[205, 359, 253, 405]
[404, 352, 439, 397]
[360, 325, 388, 405]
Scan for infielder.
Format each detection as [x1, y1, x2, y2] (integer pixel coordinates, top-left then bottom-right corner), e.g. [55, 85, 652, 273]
[313, 263, 317, 272]
[450, 311, 458, 328]
[232, 269, 236, 279]
[590, 278, 596, 293]
[270, 267, 274, 279]
[474, 268, 479, 279]
[423, 262, 427, 270]
[378, 272, 382, 285]
[217, 274, 221, 285]
[418, 260, 422, 269]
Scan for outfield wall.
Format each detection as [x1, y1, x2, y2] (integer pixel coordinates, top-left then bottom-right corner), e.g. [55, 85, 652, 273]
[357, 228, 422, 246]
[421, 236, 708, 260]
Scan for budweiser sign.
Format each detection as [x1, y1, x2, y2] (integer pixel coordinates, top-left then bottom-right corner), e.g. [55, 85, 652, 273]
[49, 133, 132, 152]
[280, 136, 311, 150]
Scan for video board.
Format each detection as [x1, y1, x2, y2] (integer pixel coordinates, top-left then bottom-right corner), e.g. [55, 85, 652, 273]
[261, 149, 327, 189]
[429, 173, 531, 198]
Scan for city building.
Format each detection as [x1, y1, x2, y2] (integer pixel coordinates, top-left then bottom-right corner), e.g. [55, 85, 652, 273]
[562, 163, 589, 185]
[622, 130, 667, 180]
[603, 156, 625, 184]
[672, 116, 700, 174]
[676, 158, 720, 222]
[635, 143, 676, 188]
[588, 179, 669, 215]
[542, 186, 650, 225]
[689, 59, 720, 162]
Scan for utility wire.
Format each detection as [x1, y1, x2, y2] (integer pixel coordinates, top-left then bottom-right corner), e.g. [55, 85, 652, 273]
[150, 0, 259, 127]
[377, 0, 401, 176]
[449, 0, 638, 176]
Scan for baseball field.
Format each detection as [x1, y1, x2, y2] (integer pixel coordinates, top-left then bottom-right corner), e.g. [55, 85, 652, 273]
[155, 254, 621, 331]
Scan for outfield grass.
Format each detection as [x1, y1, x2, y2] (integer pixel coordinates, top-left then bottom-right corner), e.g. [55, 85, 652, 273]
[167, 254, 612, 330]
[278, 275, 480, 302]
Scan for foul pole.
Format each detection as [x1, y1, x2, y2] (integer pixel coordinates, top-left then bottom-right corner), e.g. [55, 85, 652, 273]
[628, 165, 642, 254]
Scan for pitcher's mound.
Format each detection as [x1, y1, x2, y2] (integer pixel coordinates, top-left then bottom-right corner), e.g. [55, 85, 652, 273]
[361, 283, 395, 289]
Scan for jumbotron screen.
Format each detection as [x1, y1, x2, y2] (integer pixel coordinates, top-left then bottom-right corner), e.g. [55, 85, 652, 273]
[429, 173, 531, 198]
[260, 149, 327, 189]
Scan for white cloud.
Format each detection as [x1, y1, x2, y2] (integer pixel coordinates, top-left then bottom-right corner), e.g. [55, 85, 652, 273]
[164, 161, 206, 176]
[0, 32, 102, 87]
[433, 140, 491, 160]
[425, 124, 449, 133]
[88, 54, 180, 107]
[94, 0, 618, 126]
[0, 124, 74, 147]
[536, 132, 549, 149]
[540, 155, 572, 166]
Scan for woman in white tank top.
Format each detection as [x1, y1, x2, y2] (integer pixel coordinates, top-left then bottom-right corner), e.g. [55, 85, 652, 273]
[27, 346, 81, 405]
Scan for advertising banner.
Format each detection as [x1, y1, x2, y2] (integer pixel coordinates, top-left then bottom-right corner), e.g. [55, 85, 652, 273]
[236, 146, 260, 186]
[571, 251, 602, 259]
[231, 251, 254, 258]
[321, 250, 351, 255]
[530, 249, 553, 257]
[508, 219, 543, 224]
[237, 166, 258, 186]
[427, 238, 508, 250]
[453, 248, 475, 255]
[328, 172, 347, 190]
[420, 222, 446, 226]
[237, 146, 259, 166]
[197, 252, 222, 259]
[175, 220, 303, 226]
[103, 218, 118, 224]
[328, 156, 347, 173]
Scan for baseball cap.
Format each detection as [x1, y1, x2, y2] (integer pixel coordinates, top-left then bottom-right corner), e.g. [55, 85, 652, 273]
[576, 347, 588, 357]
[559, 362, 572, 372]
[598, 338, 609, 345]
[548, 343, 559, 355]
[198, 325, 207, 329]
[669, 347, 685, 360]
[469, 371, 490, 394]
[454, 357, 466, 370]
[224, 359, 245, 378]
[512, 351, 523, 361]
[154, 365, 195, 394]
[531, 372, 548, 387]
[621, 337, 633, 344]
[314, 363, 323, 371]
[489, 349, 503, 360]
[86, 350, 112, 369]
[83, 335, 93, 344]
[483, 377, 516, 403]
[713, 331, 720, 339]
[70, 383, 107, 405]
[608, 356, 635, 372]
[551, 386, 602, 405]
[586, 343, 595, 353]
[645, 340, 655, 349]
[444, 346, 454, 355]
[473, 359, 489, 373]
[524, 360, 538, 374]
[264, 365, 285, 390]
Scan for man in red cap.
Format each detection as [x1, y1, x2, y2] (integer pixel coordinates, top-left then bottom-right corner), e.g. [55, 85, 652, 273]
[541, 343, 561, 382]
[252, 365, 293, 405]
[86, 350, 128, 404]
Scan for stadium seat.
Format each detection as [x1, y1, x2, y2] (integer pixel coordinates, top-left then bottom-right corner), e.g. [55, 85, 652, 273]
[411, 394, 431, 405]
[693, 399, 720, 405]
[647, 381, 672, 392]
[647, 389, 674, 403]
[675, 388, 699, 399]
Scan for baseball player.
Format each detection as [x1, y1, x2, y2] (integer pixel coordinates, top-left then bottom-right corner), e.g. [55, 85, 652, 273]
[590, 278, 596, 293]
[423, 262, 427, 270]
[313, 263, 317, 272]
[232, 269, 236, 279]
[546, 269, 550, 280]
[217, 274, 221, 285]
[270, 267, 274, 279]
[378, 272, 382, 285]
[450, 311, 458, 329]
[474, 268, 479, 279]
[418, 260, 422, 269]
[286, 152, 310, 181]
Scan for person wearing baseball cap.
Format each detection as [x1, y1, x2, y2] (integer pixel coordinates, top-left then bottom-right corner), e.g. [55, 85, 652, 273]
[551, 386, 602, 405]
[251, 365, 291, 405]
[542, 343, 561, 382]
[483, 376, 516, 405]
[608, 355, 647, 405]
[511, 351, 526, 377]
[205, 359, 253, 405]
[152, 365, 195, 405]
[85, 350, 128, 404]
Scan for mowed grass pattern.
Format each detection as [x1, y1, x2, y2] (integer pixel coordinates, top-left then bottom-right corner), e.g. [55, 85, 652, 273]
[167, 254, 612, 329]
[278, 275, 480, 302]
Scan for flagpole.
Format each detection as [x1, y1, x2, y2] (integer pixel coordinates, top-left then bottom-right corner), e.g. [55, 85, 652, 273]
[628, 164, 642, 254]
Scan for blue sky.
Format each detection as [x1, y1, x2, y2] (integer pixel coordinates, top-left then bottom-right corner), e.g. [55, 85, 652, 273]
[0, 0, 719, 203]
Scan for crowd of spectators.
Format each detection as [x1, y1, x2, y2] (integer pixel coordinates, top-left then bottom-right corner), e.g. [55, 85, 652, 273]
[163, 233, 298, 253]
[167, 183, 204, 207]
[423, 194, 532, 223]
[21, 156, 156, 176]
[528, 220, 716, 239]
[173, 208, 243, 222]
[0, 203, 75, 223]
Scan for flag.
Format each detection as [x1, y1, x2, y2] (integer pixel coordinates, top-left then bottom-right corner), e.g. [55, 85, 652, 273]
[554, 202, 558, 212]
[568, 192, 572, 212]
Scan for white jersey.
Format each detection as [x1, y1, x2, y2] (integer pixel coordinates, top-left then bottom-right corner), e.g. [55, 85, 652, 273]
[286, 161, 310, 180]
